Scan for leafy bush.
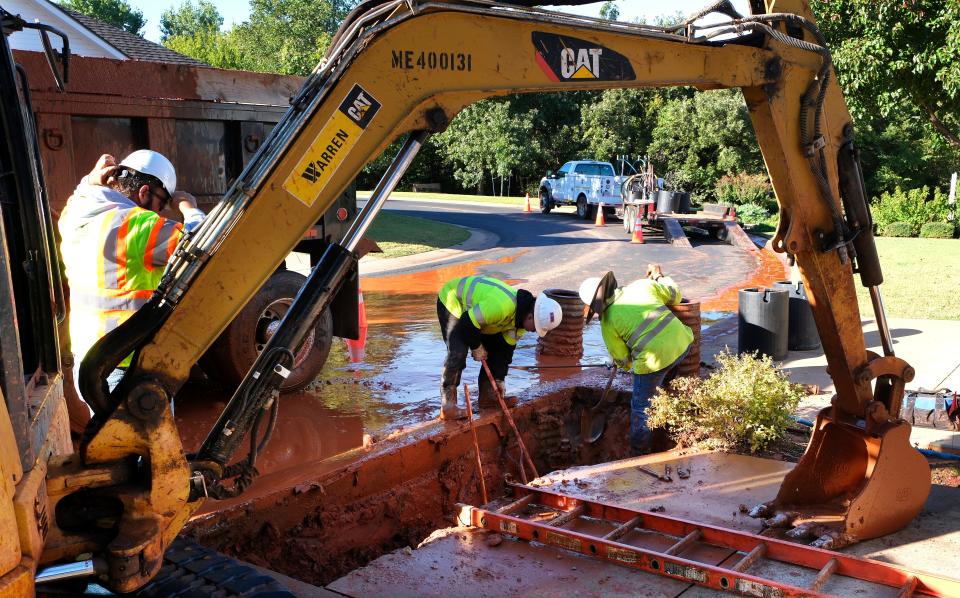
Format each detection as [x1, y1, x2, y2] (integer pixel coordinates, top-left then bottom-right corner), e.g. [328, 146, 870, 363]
[734, 203, 770, 225]
[920, 222, 956, 238]
[871, 186, 950, 235]
[882, 221, 914, 237]
[714, 172, 775, 209]
[645, 350, 806, 452]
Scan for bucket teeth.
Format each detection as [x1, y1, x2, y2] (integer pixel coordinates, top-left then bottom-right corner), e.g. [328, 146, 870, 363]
[762, 511, 798, 529]
[748, 502, 773, 519]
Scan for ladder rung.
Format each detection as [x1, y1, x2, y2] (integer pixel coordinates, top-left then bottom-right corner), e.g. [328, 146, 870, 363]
[603, 515, 643, 541]
[548, 504, 586, 528]
[664, 529, 702, 556]
[898, 576, 918, 598]
[497, 494, 534, 515]
[732, 543, 767, 572]
[810, 558, 839, 592]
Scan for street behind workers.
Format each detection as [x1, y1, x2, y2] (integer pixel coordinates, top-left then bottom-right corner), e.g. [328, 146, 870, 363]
[59, 150, 206, 424]
[437, 275, 563, 420]
[580, 264, 693, 454]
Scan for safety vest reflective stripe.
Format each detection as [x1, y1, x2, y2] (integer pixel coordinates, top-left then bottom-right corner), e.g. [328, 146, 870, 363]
[626, 305, 676, 359]
[463, 276, 516, 309]
[101, 209, 125, 289]
[503, 329, 519, 344]
[70, 290, 152, 311]
[145, 218, 179, 271]
[470, 304, 485, 326]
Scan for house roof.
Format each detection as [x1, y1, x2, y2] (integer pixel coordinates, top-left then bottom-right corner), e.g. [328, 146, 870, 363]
[59, 6, 205, 66]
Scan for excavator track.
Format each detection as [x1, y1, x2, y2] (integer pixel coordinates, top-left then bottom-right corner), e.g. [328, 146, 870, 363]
[133, 537, 296, 597]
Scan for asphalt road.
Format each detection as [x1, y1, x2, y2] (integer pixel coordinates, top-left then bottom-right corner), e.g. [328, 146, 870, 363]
[378, 199, 758, 301]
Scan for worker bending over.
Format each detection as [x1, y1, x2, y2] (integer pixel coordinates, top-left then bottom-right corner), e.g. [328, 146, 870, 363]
[579, 265, 693, 454]
[437, 275, 562, 420]
[59, 151, 206, 409]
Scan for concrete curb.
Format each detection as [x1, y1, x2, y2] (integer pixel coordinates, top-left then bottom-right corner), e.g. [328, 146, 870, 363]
[358, 225, 500, 277]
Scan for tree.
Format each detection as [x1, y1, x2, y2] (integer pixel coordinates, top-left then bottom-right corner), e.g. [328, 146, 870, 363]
[812, 0, 960, 150]
[599, 1, 619, 21]
[230, 0, 358, 76]
[160, 0, 223, 41]
[435, 99, 541, 194]
[647, 90, 764, 199]
[164, 29, 247, 70]
[58, 0, 145, 35]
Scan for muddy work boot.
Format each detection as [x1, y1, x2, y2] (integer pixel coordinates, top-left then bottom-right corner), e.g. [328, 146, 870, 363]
[440, 385, 468, 421]
[478, 378, 518, 409]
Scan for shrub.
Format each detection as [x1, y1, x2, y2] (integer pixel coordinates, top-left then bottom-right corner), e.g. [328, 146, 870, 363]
[920, 222, 956, 239]
[735, 202, 770, 225]
[645, 350, 806, 452]
[714, 172, 775, 209]
[882, 221, 914, 237]
[871, 186, 950, 235]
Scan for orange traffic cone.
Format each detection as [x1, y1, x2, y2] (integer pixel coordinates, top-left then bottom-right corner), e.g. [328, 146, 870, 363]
[346, 286, 367, 363]
[594, 202, 605, 226]
[523, 193, 532, 213]
[631, 222, 645, 244]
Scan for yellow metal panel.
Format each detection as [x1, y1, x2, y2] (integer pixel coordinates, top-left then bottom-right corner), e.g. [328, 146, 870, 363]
[0, 563, 33, 597]
[12, 460, 47, 563]
[0, 387, 22, 579]
[0, 388, 23, 486]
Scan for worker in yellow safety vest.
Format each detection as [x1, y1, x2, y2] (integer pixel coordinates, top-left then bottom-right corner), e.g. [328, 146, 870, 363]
[579, 265, 693, 454]
[59, 151, 206, 411]
[437, 275, 563, 420]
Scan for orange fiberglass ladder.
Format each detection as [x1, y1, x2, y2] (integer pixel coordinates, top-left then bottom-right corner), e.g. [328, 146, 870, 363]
[458, 484, 959, 597]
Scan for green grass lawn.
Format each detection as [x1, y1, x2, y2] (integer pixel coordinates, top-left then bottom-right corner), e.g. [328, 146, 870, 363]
[360, 190, 527, 206]
[366, 212, 470, 259]
[856, 237, 960, 320]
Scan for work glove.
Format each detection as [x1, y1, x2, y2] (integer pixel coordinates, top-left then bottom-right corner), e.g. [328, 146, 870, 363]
[471, 344, 488, 362]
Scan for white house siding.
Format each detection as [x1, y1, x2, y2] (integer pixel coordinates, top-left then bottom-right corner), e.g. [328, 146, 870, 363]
[5, 0, 125, 59]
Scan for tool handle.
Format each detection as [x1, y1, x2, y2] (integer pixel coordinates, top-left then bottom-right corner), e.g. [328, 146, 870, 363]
[481, 360, 539, 479]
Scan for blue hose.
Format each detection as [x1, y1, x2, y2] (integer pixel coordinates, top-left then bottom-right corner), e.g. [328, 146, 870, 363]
[791, 416, 960, 461]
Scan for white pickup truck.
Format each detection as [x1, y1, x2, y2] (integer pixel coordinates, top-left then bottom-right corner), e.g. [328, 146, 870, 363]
[538, 160, 624, 219]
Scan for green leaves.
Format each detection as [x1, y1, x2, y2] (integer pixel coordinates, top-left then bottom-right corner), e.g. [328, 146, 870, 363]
[58, 0, 145, 35]
[160, 0, 223, 41]
[645, 350, 806, 453]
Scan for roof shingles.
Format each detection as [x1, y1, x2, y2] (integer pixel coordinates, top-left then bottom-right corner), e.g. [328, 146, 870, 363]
[60, 7, 205, 66]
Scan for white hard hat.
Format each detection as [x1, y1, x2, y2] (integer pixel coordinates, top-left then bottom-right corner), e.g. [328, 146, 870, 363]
[120, 150, 176, 196]
[534, 294, 563, 337]
[579, 277, 602, 306]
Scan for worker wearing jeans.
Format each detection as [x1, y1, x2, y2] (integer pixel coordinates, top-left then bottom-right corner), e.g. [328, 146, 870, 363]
[580, 265, 694, 454]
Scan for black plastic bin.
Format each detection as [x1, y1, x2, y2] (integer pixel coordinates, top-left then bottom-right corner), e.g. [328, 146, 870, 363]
[675, 192, 691, 214]
[773, 280, 821, 351]
[655, 190, 680, 214]
[738, 287, 789, 360]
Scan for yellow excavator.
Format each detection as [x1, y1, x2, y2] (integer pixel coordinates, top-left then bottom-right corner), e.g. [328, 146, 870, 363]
[0, 0, 931, 593]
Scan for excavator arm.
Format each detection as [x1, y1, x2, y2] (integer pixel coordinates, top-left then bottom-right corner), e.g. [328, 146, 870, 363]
[33, 0, 926, 591]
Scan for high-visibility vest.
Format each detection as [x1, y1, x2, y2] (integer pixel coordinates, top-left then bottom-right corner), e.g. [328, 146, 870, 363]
[438, 275, 525, 346]
[60, 199, 182, 367]
[600, 277, 693, 374]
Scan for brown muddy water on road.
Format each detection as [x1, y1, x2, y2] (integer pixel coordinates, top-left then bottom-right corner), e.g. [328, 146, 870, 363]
[175, 248, 780, 505]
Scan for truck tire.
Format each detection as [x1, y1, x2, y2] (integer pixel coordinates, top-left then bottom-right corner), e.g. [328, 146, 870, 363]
[539, 189, 553, 214]
[134, 536, 296, 597]
[202, 270, 333, 393]
[576, 194, 590, 220]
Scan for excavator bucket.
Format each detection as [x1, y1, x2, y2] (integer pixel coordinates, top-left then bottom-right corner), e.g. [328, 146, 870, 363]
[752, 406, 930, 549]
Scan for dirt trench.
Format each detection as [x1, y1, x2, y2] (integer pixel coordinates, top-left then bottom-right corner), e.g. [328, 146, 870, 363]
[185, 383, 634, 586]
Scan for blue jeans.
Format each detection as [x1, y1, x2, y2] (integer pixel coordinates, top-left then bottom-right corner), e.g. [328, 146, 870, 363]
[630, 348, 690, 452]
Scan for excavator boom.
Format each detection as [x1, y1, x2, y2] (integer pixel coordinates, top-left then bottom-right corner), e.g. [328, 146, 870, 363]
[4, 0, 928, 592]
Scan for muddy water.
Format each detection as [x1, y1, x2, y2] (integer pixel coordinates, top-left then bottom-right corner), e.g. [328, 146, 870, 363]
[176, 246, 784, 505]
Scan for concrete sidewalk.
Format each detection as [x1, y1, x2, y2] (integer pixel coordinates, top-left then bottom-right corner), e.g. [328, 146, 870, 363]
[701, 316, 960, 453]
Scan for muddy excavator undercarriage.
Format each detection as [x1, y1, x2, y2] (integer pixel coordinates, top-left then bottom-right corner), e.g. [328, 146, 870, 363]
[0, 0, 930, 594]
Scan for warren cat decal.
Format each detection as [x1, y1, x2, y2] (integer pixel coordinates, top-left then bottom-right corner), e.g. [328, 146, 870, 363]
[284, 84, 382, 207]
[532, 31, 635, 82]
